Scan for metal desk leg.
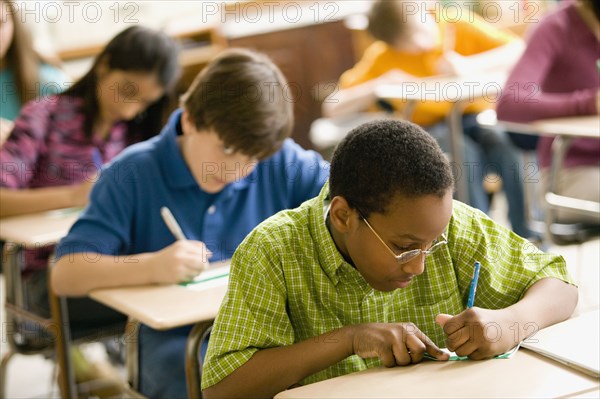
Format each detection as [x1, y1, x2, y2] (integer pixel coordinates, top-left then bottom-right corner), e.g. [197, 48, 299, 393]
[448, 102, 469, 203]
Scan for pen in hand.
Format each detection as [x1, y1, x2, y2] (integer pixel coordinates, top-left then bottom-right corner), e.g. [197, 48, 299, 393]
[160, 206, 211, 279]
[467, 261, 481, 308]
[160, 206, 186, 241]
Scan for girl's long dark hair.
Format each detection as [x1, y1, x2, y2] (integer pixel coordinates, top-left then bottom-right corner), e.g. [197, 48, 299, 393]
[62, 26, 181, 143]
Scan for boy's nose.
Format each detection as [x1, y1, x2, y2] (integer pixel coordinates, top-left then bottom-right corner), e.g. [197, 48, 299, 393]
[402, 253, 426, 276]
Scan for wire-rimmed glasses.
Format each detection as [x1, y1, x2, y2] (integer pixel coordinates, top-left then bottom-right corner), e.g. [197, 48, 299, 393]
[360, 215, 447, 265]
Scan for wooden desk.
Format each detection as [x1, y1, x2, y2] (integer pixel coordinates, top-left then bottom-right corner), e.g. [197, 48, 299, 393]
[376, 73, 508, 203]
[275, 349, 600, 399]
[532, 116, 599, 139]
[499, 115, 600, 140]
[498, 115, 600, 224]
[89, 262, 229, 331]
[0, 208, 81, 332]
[0, 208, 86, 397]
[0, 208, 80, 247]
[90, 261, 229, 398]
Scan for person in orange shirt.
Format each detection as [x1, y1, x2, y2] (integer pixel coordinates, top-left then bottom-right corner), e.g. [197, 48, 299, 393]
[324, 0, 534, 239]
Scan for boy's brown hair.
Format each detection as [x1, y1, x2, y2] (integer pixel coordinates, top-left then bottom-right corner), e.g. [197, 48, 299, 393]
[181, 48, 293, 160]
[367, 0, 409, 45]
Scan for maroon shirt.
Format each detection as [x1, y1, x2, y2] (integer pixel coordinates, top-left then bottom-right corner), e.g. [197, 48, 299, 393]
[1, 95, 127, 189]
[496, 2, 600, 169]
[0, 94, 128, 272]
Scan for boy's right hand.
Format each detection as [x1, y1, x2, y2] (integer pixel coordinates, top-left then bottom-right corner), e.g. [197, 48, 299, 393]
[148, 240, 212, 284]
[351, 323, 449, 367]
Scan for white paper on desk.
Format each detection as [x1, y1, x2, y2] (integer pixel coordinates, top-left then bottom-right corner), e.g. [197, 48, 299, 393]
[521, 310, 600, 378]
[184, 262, 230, 292]
[424, 344, 520, 361]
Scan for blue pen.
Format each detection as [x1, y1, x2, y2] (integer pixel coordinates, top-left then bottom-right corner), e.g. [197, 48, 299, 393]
[467, 261, 481, 308]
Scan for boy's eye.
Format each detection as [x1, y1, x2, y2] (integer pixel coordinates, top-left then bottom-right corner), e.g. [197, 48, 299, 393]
[393, 244, 413, 253]
[223, 146, 234, 155]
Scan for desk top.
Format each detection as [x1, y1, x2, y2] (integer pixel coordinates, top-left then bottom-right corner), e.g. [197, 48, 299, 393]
[90, 283, 227, 330]
[375, 72, 507, 103]
[90, 261, 230, 330]
[0, 208, 81, 247]
[275, 349, 600, 399]
[532, 116, 599, 138]
[496, 116, 599, 139]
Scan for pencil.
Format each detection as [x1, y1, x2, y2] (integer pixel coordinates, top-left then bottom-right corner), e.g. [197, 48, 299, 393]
[160, 206, 186, 241]
[467, 261, 481, 308]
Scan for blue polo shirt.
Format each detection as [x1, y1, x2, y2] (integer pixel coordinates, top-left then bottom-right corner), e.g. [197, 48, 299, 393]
[56, 109, 329, 262]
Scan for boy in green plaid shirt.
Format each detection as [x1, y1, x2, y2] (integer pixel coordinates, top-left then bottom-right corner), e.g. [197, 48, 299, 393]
[202, 120, 577, 398]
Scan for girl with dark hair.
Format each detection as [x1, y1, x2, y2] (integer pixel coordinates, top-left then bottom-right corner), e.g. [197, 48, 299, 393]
[1, 25, 180, 218]
[0, 26, 180, 393]
[61, 25, 181, 144]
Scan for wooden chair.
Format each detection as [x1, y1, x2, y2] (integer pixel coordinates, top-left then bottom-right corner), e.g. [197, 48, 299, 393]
[1, 244, 57, 397]
[0, 245, 138, 398]
[185, 321, 214, 398]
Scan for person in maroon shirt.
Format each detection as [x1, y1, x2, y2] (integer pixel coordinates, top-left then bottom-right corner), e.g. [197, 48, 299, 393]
[1, 26, 180, 217]
[1, 26, 180, 271]
[497, 0, 600, 225]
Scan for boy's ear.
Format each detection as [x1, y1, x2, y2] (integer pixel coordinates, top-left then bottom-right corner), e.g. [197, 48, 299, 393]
[180, 109, 192, 136]
[329, 196, 358, 233]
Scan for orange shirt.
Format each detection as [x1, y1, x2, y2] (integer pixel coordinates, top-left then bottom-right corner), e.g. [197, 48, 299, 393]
[339, 12, 518, 127]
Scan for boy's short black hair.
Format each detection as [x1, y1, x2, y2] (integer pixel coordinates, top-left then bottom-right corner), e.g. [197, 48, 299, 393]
[329, 119, 454, 217]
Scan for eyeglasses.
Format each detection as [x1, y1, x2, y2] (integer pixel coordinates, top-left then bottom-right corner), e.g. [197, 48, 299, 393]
[360, 215, 447, 265]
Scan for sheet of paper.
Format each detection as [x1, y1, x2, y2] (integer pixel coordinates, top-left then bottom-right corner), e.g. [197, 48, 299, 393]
[180, 260, 230, 291]
[424, 343, 521, 361]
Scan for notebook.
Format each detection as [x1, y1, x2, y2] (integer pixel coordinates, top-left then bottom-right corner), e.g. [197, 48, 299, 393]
[521, 310, 600, 378]
[180, 259, 230, 291]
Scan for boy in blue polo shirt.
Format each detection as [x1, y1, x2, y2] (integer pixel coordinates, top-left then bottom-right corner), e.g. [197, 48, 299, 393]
[51, 48, 329, 399]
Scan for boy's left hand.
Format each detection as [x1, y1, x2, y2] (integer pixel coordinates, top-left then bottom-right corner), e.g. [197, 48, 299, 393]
[435, 308, 520, 360]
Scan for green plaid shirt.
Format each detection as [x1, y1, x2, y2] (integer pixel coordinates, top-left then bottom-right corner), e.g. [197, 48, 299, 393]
[202, 184, 573, 389]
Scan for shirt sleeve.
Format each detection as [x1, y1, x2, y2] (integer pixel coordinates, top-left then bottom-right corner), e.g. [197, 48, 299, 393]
[0, 98, 53, 188]
[339, 42, 394, 89]
[55, 161, 136, 259]
[201, 227, 294, 389]
[496, 13, 598, 122]
[453, 13, 517, 55]
[448, 202, 574, 310]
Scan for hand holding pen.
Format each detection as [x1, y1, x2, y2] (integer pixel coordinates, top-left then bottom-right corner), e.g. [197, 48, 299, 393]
[467, 261, 481, 308]
[148, 206, 211, 284]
